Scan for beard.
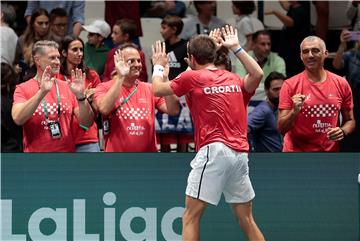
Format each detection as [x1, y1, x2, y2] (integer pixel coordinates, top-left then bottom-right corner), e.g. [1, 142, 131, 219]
[269, 97, 279, 109]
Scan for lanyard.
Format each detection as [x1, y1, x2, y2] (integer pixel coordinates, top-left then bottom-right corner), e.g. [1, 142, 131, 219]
[42, 80, 61, 121]
[111, 82, 138, 117]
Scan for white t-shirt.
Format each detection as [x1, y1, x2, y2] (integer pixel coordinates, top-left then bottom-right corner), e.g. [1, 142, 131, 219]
[0, 26, 18, 65]
[235, 15, 264, 49]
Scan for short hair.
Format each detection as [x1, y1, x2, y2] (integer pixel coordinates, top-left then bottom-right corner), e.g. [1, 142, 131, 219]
[232, 1, 256, 15]
[1, 3, 16, 27]
[50, 7, 67, 23]
[118, 42, 139, 51]
[114, 19, 137, 39]
[193, 1, 214, 13]
[264, 71, 286, 90]
[161, 15, 184, 36]
[252, 30, 271, 42]
[188, 35, 216, 65]
[300, 36, 326, 51]
[32, 40, 59, 57]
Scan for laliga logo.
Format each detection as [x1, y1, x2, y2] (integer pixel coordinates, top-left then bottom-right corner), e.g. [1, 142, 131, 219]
[1, 192, 184, 241]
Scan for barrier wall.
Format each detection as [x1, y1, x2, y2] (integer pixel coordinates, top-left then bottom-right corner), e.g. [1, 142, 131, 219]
[1, 153, 359, 241]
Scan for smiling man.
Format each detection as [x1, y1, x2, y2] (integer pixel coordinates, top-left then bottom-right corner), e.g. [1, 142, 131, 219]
[93, 44, 179, 152]
[278, 36, 355, 152]
[12, 40, 94, 152]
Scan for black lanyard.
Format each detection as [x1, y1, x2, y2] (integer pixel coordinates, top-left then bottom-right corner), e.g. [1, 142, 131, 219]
[41, 80, 61, 121]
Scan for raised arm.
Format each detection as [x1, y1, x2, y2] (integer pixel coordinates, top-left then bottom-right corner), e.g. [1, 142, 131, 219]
[333, 30, 351, 70]
[95, 49, 128, 115]
[151, 40, 175, 97]
[219, 25, 263, 93]
[68, 68, 94, 128]
[12, 66, 53, 125]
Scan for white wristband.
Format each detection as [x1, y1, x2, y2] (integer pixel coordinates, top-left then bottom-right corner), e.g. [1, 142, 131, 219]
[153, 65, 165, 77]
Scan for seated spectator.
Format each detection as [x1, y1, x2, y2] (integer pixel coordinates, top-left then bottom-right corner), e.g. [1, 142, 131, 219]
[16, 8, 51, 79]
[235, 30, 286, 99]
[24, 1, 84, 36]
[49, 8, 68, 44]
[180, 0, 227, 40]
[12, 40, 94, 152]
[1, 3, 18, 66]
[82, 19, 111, 77]
[103, 19, 148, 82]
[93, 44, 180, 152]
[231, 0, 264, 51]
[157, 15, 193, 152]
[248, 72, 285, 152]
[59, 35, 101, 152]
[332, 29, 360, 151]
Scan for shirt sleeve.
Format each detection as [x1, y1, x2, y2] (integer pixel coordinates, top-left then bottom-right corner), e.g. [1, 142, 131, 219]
[13, 84, 28, 104]
[279, 81, 294, 110]
[170, 71, 195, 97]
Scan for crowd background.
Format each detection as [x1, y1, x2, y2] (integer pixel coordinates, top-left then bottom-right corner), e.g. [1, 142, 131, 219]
[1, 0, 359, 152]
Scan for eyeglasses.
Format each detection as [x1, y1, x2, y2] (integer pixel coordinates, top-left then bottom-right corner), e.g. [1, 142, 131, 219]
[53, 23, 67, 28]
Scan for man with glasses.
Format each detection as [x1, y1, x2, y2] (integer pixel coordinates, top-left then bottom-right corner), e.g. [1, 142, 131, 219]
[278, 36, 355, 152]
[49, 8, 68, 44]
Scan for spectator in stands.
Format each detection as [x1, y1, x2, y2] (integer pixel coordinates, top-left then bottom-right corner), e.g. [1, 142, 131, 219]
[59, 35, 101, 152]
[103, 19, 148, 82]
[49, 8, 68, 44]
[265, 1, 311, 78]
[180, 0, 227, 40]
[12, 40, 94, 152]
[82, 19, 111, 77]
[231, 0, 264, 51]
[16, 8, 51, 81]
[93, 44, 180, 152]
[157, 15, 193, 152]
[312, 1, 329, 41]
[144, 0, 186, 18]
[347, 0, 360, 30]
[332, 29, 360, 151]
[24, 1, 84, 36]
[236, 30, 286, 100]
[1, 3, 18, 66]
[278, 36, 355, 152]
[248, 71, 285, 152]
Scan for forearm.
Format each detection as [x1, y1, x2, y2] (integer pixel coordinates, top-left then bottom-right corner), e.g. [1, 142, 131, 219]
[340, 117, 356, 136]
[278, 109, 298, 135]
[164, 95, 180, 116]
[332, 43, 346, 69]
[72, 22, 82, 36]
[76, 100, 95, 127]
[232, 45, 263, 92]
[12, 90, 46, 125]
[97, 76, 123, 115]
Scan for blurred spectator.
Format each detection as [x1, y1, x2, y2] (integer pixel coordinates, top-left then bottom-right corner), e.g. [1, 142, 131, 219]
[347, 0, 360, 30]
[1, 3, 18, 66]
[12, 40, 94, 152]
[49, 8, 68, 44]
[236, 30, 286, 100]
[278, 36, 355, 152]
[82, 19, 111, 77]
[332, 29, 360, 151]
[15, 8, 51, 81]
[105, 1, 143, 47]
[231, 0, 264, 51]
[157, 15, 193, 152]
[93, 44, 180, 152]
[248, 71, 285, 152]
[180, 1, 227, 40]
[103, 19, 148, 82]
[1, 63, 23, 152]
[312, 1, 329, 41]
[144, 0, 186, 18]
[24, 1, 84, 36]
[265, 1, 311, 78]
[2, 1, 27, 36]
[59, 35, 101, 152]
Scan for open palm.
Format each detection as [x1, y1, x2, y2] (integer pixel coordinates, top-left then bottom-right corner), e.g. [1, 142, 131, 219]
[68, 68, 85, 97]
[114, 49, 130, 77]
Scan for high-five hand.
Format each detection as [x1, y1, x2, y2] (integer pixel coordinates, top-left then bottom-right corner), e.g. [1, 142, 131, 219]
[40, 65, 55, 94]
[114, 49, 130, 77]
[221, 25, 241, 50]
[151, 40, 168, 67]
[209, 28, 222, 49]
[68, 68, 86, 99]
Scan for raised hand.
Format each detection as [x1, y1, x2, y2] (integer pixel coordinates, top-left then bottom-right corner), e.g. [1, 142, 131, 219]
[209, 28, 222, 49]
[221, 25, 241, 50]
[151, 40, 168, 67]
[291, 94, 306, 114]
[114, 49, 130, 77]
[68, 68, 86, 98]
[39, 65, 55, 94]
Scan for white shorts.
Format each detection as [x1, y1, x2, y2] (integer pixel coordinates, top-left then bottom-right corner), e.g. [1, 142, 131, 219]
[186, 142, 255, 205]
